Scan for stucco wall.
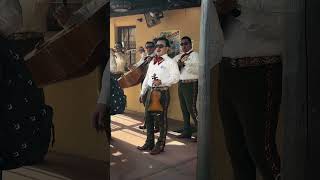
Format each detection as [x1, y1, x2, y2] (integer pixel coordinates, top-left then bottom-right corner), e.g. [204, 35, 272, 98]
[110, 7, 201, 121]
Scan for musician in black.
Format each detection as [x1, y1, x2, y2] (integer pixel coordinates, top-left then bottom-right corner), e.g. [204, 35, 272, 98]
[137, 37, 180, 155]
[212, 0, 283, 179]
[173, 36, 199, 141]
[132, 41, 160, 132]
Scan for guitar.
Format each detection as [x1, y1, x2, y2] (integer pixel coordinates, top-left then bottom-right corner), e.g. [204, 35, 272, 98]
[24, 0, 107, 87]
[147, 74, 163, 112]
[118, 55, 153, 88]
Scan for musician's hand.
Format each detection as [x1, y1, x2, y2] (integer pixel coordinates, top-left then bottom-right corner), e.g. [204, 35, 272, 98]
[145, 56, 152, 63]
[53, 5, 72, 27]
[128, 65, 134, 70]
[139, 95, 144, 103]
[35, 38, 45, 49]
[91, 103, 107, 133]
[153, 79, 162, 86]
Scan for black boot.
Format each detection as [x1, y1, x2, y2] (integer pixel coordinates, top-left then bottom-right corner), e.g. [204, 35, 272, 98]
[137, 142, 154, 151]
[174, 128, 184, 133]
[138, 124, 146, 129]
[176, 132, 192, 139]
[150, 143, 164, 155]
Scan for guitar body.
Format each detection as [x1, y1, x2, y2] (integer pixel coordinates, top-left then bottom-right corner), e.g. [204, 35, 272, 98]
[118, 57, 151, 88]
[24, 1, 107, 87]
[118, 66, 146, 88]
[147, 90, 163, 112]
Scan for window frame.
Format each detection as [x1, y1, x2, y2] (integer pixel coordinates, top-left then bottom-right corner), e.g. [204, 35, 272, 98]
[117, 26, 137, 65]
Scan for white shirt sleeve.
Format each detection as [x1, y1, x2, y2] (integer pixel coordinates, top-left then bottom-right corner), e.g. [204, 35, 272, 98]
[109, 54, 117, 73]
[97, 61, 109, 104]
[200, 0, 224, 69]
[140, 64, 151, 96]
[161, 60, 180, 87]
[115, 52, 128, 72]
[173, 54, 181, 62]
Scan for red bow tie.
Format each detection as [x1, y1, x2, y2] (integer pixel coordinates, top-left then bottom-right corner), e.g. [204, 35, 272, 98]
[153, 56, 164, 65]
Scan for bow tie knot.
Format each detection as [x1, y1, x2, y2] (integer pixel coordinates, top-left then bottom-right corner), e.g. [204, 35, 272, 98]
[153, 56, 164, 65]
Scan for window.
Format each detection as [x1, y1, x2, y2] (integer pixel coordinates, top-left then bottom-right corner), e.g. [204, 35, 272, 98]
[117, 26, 136, 65]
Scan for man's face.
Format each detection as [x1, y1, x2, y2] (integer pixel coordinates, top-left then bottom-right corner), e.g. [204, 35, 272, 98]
[145, 43, 155, 55]
[155, 40, 169, 57]
[180, 39, 192, 53]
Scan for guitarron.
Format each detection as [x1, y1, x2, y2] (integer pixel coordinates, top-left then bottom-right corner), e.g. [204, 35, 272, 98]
[118, 56, 152, 88]
[147, 90, 163, 112]
[24, 0, 107, 87]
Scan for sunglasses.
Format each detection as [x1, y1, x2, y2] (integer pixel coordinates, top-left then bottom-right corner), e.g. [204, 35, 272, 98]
[145, 45, 154, 49]
[155, 44, 166, 48]
[180, 42, 190, 46]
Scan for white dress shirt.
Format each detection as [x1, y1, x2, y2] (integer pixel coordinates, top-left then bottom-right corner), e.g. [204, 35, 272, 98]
[109, 50, 117, 73]
[173, 50, 199, 80]
[140, 54, 180, 95]
[0, 0, 22, 37]
[222, 0, 284, 58]
[207, 0, 285, 68]
[110, 52, 127, 73]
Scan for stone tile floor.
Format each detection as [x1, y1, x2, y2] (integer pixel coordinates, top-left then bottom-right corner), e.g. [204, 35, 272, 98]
[110, 111, 197, 180]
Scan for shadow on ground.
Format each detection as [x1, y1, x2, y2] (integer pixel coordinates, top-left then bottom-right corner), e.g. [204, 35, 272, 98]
[110, 111, 197, 180]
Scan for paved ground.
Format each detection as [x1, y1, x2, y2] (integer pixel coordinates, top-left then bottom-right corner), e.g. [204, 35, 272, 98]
[2, 167, 71, 180]
[110, 111, 197, 180]
[2, 151, 107, 180]
[1, 111, 196, 180]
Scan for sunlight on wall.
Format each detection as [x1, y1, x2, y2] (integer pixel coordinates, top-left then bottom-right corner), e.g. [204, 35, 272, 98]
[110, 7, 201, 121]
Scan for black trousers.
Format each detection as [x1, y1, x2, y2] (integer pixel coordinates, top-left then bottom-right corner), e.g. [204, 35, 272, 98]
[144, 87, 170, 148]
[178, 81, 198, 135]
[218, 59, 282, 180]
[142, 82, 159, 129]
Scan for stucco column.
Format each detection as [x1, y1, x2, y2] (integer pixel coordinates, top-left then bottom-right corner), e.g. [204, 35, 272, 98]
[197, 0, 223, 179]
